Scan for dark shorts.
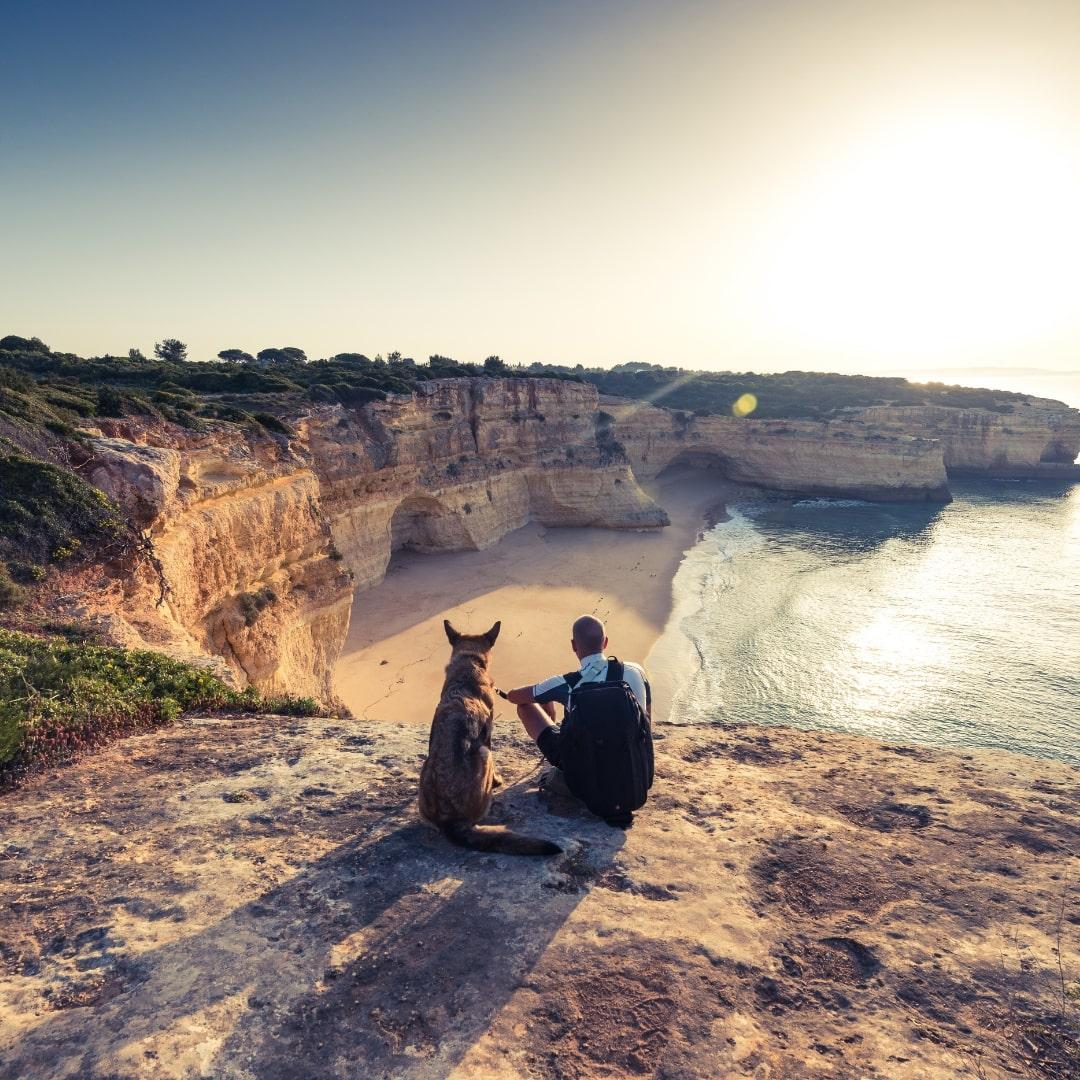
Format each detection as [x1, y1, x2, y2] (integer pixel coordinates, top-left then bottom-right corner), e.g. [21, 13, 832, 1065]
[536, 725, 563, 768]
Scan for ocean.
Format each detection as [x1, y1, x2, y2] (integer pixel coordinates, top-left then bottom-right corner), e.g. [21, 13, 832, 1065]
[655, 478, 1080, 766]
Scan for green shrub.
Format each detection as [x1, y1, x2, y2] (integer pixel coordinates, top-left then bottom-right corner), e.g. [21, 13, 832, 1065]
[0, 454, 126, 566]
[0, 335, 49, 353]
[0, 365, 34, 392]
[167, 408, 207, 431]
[96, 385, 127, 417]
[0, 628, 324, 778]
[7, 561, 46, 583]
[252, 412, 293, 436]
[43, 388, 96, 416]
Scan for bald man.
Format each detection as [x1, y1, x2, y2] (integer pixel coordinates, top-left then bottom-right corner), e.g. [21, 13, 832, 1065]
[503, 615, 651, 771]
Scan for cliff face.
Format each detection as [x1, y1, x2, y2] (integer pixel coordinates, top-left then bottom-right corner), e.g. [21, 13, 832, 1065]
[84, 423, 354, 702]
[63, 378, 1075, 699]
[307, 379, 667, 591]
[606, 399, 952, 501]
[853, 399, 1080, 477]
[71, 379, 666, 698]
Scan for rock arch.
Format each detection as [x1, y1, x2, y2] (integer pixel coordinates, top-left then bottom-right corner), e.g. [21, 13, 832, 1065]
[389, 493, 476, 554]
[654, 447, 737, 479]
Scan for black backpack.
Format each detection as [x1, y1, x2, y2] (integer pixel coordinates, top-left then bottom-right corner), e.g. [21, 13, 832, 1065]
[560, 658, 654, 826]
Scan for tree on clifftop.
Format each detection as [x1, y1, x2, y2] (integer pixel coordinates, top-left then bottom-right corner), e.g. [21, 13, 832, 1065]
[256, 347, 307, 365]
[218, 348, 255, 364]
[484, 355, 507, 375]
[154, 339, 187, 363]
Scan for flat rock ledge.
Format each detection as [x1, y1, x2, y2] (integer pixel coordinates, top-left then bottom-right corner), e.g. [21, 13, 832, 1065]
[1, 715, 1077, 1079]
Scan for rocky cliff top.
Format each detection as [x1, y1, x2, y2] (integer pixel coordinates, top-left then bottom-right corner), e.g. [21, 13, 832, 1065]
[2, 713, 1076, 1078]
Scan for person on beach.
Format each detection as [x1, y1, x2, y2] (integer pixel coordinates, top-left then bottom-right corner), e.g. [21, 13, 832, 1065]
[500, 615, 654, 825]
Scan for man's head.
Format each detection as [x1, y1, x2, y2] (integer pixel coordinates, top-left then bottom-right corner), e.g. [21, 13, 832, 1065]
[571, 614, 608, 660]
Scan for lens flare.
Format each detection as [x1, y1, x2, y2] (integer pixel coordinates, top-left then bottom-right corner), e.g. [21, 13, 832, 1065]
[732, 393, 758, 417]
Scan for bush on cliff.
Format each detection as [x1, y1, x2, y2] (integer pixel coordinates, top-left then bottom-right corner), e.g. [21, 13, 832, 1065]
[0, 454, 128, 566]
[0, 627, 321, 780]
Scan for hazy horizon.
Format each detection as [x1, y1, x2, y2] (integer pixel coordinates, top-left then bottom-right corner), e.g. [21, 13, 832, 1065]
[4, 0, 1080, 378]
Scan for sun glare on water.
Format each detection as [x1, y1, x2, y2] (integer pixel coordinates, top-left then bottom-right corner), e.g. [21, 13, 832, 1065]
[756, 108, 1080, 361]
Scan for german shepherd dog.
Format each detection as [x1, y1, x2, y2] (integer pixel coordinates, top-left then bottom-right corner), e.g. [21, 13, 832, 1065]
[418, 619, 561, 856]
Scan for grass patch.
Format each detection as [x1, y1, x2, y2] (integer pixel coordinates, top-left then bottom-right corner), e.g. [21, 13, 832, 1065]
[0, 627, 322, 783]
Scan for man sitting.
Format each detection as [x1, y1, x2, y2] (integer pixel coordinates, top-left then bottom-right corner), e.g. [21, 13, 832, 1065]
[501, 615, 653, 824]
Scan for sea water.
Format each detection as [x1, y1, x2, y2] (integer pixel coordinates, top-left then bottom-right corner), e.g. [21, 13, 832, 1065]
[655, 479, 1080, 765]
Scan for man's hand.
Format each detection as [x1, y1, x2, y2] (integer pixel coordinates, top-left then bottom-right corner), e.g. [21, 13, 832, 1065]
[494, 687, 509, 700]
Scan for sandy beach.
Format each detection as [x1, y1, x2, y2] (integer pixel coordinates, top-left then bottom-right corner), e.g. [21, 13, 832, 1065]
[334, 467, 740, 725]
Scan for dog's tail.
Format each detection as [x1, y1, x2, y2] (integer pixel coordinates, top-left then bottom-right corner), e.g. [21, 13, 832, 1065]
[442, 820, 561, 857]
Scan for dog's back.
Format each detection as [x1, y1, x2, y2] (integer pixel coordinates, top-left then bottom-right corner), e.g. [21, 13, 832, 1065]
[419, 620, 560, 857]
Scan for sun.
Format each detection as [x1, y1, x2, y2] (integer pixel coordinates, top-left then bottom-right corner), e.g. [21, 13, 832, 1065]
[756, 107, 1080, 361]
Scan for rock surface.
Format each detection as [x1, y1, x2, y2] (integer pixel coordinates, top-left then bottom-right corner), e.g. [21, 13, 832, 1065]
[1, 716, 1076, 1079]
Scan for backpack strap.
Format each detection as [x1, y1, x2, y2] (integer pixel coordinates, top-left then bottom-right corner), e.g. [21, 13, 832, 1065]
[563, 671, 582, 688]
[604, 657, 624, 684]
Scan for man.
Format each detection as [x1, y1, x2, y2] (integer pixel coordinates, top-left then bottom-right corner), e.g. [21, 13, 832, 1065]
[501, 615, 653, 823]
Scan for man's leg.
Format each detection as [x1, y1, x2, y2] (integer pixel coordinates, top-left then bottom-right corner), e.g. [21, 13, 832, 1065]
[518, 701, 568, 786]
[517, 701, 557, 742]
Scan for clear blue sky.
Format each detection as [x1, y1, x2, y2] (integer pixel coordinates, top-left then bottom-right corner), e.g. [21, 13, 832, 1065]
[4, 0, 1080, 373]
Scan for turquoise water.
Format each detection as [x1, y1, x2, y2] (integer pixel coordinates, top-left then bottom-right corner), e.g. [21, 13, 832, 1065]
[663, 480, 1080, 765]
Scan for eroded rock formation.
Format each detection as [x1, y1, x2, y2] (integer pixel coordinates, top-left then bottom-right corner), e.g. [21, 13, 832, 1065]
[605, 398, 953, 501]
[307, 379, 666, 591]
[70, 380, 665, 699]
[61, 377, 1079, 700]
[854, 398, 1080, 478]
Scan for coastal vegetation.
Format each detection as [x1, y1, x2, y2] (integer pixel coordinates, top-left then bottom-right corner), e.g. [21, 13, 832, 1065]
[567, 362, 1031, 418]
[0, 622, 320, 784]
[1, 335, 1035, 446]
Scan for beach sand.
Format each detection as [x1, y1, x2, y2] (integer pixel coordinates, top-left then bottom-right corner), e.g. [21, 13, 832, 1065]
[333, 466, 739, 725]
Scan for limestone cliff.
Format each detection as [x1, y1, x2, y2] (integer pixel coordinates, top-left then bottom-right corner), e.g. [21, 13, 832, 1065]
[605, 398, 952, 501]
[58, 377, 1076, 700]
[854, 398, 1080, 478]
[307, 378, 667, 592]
[65, 379, 666, 699]
[83, 421, 353, 703]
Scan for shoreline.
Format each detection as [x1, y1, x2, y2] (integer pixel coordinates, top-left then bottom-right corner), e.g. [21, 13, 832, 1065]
[334, 466, 743, 725]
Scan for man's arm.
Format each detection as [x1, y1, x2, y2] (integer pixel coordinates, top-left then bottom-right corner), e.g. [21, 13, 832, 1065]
[504, 685, 558, 722]
[504, 685, 536, 706]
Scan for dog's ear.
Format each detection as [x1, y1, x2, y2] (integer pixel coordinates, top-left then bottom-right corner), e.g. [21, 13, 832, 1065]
[443, 619, 461, 646]
[483, 621, 501, 647]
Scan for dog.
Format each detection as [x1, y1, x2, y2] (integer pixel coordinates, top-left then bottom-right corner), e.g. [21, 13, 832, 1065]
[418, 619, 560, 856]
